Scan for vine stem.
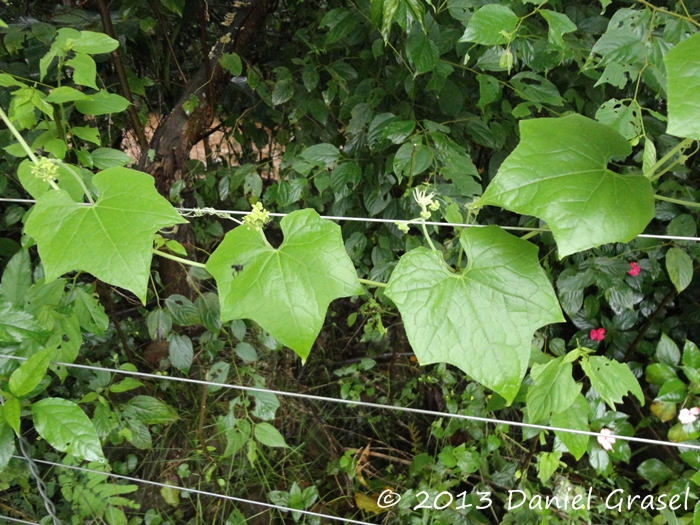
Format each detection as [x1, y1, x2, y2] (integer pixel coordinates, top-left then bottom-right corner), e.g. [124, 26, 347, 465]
[0, 105, 62, 192]
[152, 249, 207, 268]
[654, 194, 700, 209]
[421, 219, 438, 252]
[59, 162, 95, 205]
[645, 138, 694, 180]
[358, 278, 387, 288]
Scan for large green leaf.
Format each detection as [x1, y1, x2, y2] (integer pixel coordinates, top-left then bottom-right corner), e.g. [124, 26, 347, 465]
[550, 393, 589, 460]
[32, 397, 105, 462]
[9, 346, 54, 397]
[581, 356, 644, 409]
[665, 31, 700, 140]
[480, 114, 653, 257]
[526, 357, 581, 423]
[206, 209, 363, 361]
[0, 249, 31, 306]
[666, 247, 693, 293]
[459, 4, 518, 46]
[24, 167, 187, 302]
[406, 30, 439, 75]
[0, 411, 14, 473]
[385, 226, 564, 402]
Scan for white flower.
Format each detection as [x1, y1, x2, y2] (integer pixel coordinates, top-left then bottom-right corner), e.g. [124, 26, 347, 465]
[679, 407, 700, 425]
[413, 187, 436, 208]
[597, 428, 616, 451]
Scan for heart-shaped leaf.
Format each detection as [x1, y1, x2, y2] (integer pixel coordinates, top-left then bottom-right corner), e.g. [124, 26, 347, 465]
[665, 31, 700, 140]
[24, 167, 187, 302]
[480, 114, 654, 257]
[385, 226, 564, 402]
[206, 209, 363, 360]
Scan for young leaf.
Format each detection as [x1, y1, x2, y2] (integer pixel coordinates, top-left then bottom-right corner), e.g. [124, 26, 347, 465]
[32, 398, 105, 462]
[537, 451, 562, 483]
[581, 356, 644, 409]
[206, 209, 363, 361]
[45, 86, 89, 104]
[254, 422, 288, 448]
[526, 358, 581, 423]
[551, 394, 589, 460]
[66, 52, 97, 89]
[0, 249, 31, 306]
[168, 333, 193, 372]
[0, 413, 15, 473]
[3, 396, 21, 434]
[656, 333, 681, 366]
[219, 53, 243, 76]
[480, 114, 653, 257]
[71, 31, 119, 55]
[459, 4, 518, 46]
[406, 30, 439, 75]
[665, 31, 700, 140]
[666, 247, 693, 293]
[24, 167, 187, 303]
[75, 90, 131, 116]
[122, 395, 179, 425]
[72, 289, 109, 336]
[385, 226, 564, 403]
[9, 346, 54, 397]
[540, 10, 577, 48]
[90, 148, 133, 169]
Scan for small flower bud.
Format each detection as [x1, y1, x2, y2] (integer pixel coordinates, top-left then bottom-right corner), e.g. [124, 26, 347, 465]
[243, 202, 271, 230]
[31, 157, 59, 182]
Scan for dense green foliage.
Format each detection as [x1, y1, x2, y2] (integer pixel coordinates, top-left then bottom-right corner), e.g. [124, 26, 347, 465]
[2, 0, 700, 523]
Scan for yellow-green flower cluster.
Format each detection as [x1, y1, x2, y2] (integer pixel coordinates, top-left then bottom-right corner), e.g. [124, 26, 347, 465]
[31, 157, 59, 182]
[243, 202, 271, 230]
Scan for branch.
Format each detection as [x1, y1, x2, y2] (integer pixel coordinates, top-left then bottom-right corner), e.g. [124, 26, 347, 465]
[96, 0, 149, 153]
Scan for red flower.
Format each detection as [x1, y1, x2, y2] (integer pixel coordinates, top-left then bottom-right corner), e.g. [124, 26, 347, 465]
[590, 328, 605, 342]
[628, 261, 640, 277]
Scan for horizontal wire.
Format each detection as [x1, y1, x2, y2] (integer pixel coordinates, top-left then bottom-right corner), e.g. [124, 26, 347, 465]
[0, 517, 40, 525]
[10, 456, 377, 525]
[2, 355, 698, 452]
[1, 197, 698, 242]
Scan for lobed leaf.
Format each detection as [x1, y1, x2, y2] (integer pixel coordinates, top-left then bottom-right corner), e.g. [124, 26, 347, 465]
[480, 114, 653, 257]
[385, 226, 564, 402]
[207, 209, 363, 361]
[24, 167, 187, 303]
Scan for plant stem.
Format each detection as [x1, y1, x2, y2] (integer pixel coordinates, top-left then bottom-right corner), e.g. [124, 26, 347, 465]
[520, 230, 541, 241]
[59, 162, 95, 205]
[654, 194, 700, 209]
[0, 106, 39, 164]
[152, 249, 207, 268]
[421, 219, 438, 252]
[645, 138, 694, 180]
[359, 278, 387, 288]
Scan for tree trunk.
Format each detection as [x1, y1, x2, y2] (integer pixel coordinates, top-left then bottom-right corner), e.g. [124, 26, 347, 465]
[139, 0, 276, 299]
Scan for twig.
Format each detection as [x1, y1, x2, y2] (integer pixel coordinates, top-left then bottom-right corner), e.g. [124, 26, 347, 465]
[96, 0, 149, 153]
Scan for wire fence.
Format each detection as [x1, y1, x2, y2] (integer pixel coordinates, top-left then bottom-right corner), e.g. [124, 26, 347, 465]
[1, 196, 699, 522]
[8, 456, 379, 525]
[2, 354, 698, 452]
[1, 197, 699, 242]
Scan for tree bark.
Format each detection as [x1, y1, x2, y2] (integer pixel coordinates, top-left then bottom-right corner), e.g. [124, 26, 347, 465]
[139, 0, 276, 299]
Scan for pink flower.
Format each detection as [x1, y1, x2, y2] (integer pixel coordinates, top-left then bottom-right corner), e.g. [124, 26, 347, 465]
[679, 407, 700, 424]
[628, 262, 641, 277]
[597, 428, 616, 451]
[590, 328, 606, 342]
